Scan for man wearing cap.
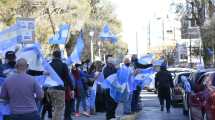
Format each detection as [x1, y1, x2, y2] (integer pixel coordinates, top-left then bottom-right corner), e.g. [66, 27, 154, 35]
[48, 50, 74, 120]
[0, 51, 46, 77]
[155, 63, 174, 113]
[0, 58, 43, 120]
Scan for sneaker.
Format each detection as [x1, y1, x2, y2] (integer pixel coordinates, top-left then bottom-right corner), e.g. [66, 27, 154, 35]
[82, 111, 90, 117]
[75, 112, 81, 117]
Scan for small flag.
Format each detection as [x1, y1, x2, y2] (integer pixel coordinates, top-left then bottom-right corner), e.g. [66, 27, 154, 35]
[99, 24, 117, 43]
[67, 31, 84, 64]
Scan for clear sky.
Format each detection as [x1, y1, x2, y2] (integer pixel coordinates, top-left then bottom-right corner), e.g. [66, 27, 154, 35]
[110, 0, 173, 55]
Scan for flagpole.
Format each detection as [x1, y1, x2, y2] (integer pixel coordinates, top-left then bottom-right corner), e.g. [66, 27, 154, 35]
[90, 31, 94, 62]
[98, 41, 101, 60]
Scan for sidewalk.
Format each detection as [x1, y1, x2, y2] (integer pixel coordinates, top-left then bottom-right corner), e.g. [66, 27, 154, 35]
[73, 103, 139, 120]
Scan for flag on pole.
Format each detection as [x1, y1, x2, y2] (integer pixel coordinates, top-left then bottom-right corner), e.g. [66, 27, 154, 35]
[48, 24, 70, 44]
[99, 24, 117, 43]
[138, 53, 155, 65]
[67, 31, 84, 64]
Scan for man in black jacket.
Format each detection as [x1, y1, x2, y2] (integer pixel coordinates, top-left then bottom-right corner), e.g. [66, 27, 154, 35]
[103, 55, 117, 120]
[155, 64, 174, 113]
[48, 50, 74, 120]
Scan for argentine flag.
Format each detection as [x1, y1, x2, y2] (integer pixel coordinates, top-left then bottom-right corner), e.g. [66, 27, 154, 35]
[48, 24, 70, 44]
[0, 24, 19, 54]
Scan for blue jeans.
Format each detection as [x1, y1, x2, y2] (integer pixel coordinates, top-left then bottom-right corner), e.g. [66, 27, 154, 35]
[123, 93, 132, 114]
[11, 111, 40, 120]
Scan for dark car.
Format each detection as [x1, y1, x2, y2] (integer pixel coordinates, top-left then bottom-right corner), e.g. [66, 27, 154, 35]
[182, 69, 215, 116]
[188, 71, 215, 120]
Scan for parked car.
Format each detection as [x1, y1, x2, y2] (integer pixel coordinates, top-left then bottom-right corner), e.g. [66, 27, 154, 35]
[171, 72, 191, 107]
[168, 68, 194, 80]
[182, 69, 215, 116]
[188, 71, 215, 120]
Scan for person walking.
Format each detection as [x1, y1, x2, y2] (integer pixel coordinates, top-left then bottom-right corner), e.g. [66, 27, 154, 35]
[103, 55, 118, 120]
[48, 50, 74, 120]
[0, 58, 43, 120]
[155, 64, 174, 113]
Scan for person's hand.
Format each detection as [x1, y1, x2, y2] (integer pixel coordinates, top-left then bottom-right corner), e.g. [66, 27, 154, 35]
[43, 71, 49, 76]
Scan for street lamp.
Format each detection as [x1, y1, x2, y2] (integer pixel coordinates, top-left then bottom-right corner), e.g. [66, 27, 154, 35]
[89, 31, 94, 62]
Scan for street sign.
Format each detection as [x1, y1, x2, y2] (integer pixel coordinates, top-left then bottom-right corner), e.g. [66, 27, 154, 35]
[16, 18, 35, 44]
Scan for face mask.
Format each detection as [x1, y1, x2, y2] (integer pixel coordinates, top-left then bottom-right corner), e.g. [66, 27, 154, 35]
[125, 63, 130, 67]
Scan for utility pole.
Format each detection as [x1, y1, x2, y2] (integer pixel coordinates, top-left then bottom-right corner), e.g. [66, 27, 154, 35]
[162, 20, 165, 41]
[190, 34, 192, 65]
[148, 22, 151, 49]
[136, 31, 139, 58]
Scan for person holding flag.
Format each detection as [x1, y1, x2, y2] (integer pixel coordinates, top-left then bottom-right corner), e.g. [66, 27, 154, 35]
[103, 55, 117, 120]
[48, 50, 74, 120]
[116, 57, 134, 115]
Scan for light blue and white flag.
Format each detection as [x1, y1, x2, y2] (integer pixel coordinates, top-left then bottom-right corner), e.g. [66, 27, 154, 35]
[0, 24, 19, 54]
[153, 59, 165, 66]
[138, 53, 155, 65]
[67, 31, 84, 64]
[134, 67, 156, 89]
[99, 24, 117, 43]
[48, 24, 70, 45]
[18, 44, 64, 86]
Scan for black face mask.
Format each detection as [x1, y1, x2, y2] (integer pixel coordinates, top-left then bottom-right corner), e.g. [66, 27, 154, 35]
[125, 63, 130, 67]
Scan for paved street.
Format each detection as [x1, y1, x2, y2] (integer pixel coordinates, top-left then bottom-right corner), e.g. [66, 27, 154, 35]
[137, 91, 188, 120]
[72, 91, 188, 120]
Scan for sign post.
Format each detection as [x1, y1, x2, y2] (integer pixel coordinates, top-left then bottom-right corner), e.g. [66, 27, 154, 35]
[16, 18, 35, 44]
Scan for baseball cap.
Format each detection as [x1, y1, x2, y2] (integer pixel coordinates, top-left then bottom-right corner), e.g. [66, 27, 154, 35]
[5, 51, 16, 60]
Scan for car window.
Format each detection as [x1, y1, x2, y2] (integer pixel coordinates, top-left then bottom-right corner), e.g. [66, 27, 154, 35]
[198, 74, 206, 84]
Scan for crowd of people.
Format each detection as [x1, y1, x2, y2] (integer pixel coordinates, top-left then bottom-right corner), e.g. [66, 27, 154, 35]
[0, 50, 159, 120]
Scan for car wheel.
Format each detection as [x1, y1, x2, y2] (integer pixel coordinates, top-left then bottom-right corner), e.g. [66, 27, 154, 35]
[203, 113, 208, 120]
[188, 108, 193, 120]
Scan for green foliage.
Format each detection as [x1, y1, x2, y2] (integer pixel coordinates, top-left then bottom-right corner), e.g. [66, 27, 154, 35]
[0, 0, 127, 61]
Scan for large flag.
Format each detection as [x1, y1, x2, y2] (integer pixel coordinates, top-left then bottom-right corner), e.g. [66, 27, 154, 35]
[153, 59, 165, 66]
[134, 67, 156, 89]
[18, 44, 64, 86]
[0, 24, 19, 54]
[99, 24, 117, 43]
[138, 53, 155, 65]
[67, 31, 84, 64]
[48, 24, 70, 44]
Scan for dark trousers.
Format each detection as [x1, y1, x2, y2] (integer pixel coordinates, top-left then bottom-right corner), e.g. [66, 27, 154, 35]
[158, 87, 171, 111]
[11, 111, 40, 120]
[64, 100, 73, 120]
[131, 90, 141, 112]
[41, 107, 52, 119]
[104, 89, 118, 120]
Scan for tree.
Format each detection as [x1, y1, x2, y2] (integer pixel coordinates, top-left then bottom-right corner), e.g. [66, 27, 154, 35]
[0, 0, 127, 61]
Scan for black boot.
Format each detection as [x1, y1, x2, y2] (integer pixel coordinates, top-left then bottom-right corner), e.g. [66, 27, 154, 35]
[160, 106, 164, 111]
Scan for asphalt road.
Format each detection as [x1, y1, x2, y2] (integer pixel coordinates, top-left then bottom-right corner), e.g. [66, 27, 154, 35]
[137, 91, 188, 120]
[43, 91, 188, 120]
